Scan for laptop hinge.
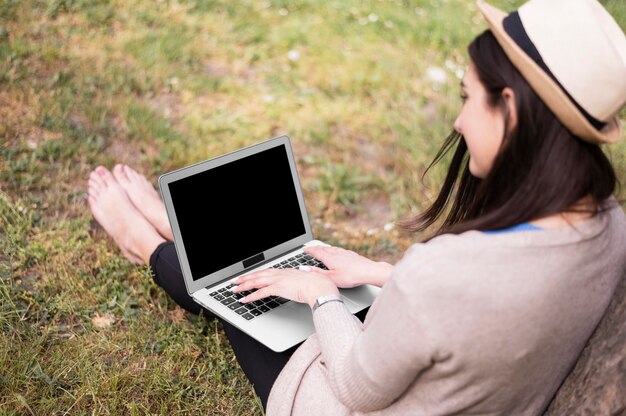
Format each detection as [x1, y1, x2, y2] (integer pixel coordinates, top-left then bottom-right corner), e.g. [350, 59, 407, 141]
[213, 245, 306, 286]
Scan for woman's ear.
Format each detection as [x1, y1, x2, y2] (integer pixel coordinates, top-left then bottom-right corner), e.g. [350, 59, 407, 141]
[502, 87, 518, 133]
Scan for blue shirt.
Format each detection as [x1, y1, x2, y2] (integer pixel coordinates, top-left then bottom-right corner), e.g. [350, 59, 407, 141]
[483, 223, 543, 234]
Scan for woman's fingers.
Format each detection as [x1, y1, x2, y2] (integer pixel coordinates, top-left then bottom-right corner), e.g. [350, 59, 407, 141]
[240, 286, 273, 303]
[232, 273, 277, 302]
[304, 246, 338, 262]
[304, 246, 331, 256]
[299, 265, 325, 273]
[233, 272, 274, 291]
[229, 266, 338, 306]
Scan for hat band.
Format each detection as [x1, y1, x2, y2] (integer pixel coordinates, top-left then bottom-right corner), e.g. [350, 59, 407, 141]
[502, 11, 607, 131]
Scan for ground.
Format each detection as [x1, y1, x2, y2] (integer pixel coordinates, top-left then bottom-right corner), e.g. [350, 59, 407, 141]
[1, 0, 625, 414]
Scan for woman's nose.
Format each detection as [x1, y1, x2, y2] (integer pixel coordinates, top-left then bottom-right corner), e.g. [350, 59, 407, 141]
[453, 115, 462, 134]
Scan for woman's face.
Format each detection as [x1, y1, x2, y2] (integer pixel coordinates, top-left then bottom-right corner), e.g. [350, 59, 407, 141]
[454, 64, 507, 179]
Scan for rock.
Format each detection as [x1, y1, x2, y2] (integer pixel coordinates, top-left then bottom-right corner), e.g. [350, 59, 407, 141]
[544, 272, 626, 415]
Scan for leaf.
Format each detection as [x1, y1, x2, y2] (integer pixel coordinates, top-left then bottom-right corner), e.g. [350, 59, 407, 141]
[15, 394, 35, 416]
[167, 307, 186, 323]
[92, 312, 115, 329]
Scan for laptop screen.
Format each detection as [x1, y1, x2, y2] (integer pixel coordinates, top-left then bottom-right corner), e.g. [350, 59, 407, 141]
[168, 144, 306, 281]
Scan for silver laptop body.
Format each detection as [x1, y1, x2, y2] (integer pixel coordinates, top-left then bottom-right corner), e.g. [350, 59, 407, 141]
[159, 135, 380, 352]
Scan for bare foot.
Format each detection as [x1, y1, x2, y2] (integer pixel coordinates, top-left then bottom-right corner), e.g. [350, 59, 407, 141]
[112, 164, 174, 241]
[88, 166, 166, 265]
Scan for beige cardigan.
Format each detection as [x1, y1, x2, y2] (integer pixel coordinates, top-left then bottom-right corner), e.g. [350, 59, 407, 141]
[266, 200, 626, 415]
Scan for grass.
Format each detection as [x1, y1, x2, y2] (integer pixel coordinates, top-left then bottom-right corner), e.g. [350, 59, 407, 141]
[1, 0, 625, 414]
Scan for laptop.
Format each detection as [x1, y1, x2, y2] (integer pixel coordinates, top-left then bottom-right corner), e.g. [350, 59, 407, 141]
[159, 135, 380, 352]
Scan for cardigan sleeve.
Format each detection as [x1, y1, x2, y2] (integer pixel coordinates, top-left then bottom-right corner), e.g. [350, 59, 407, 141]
[312, 249, 438, 412]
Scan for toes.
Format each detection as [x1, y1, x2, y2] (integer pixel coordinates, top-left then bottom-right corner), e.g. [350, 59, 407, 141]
[88, 180, 100, 198]
[125, 165, 142, 182]
[113, 164, 129, 183]
[124, 165, 157, 192]
[89, 170, 105, 189]
[96, 166, 117, 186]
[88, 176, 100, 186]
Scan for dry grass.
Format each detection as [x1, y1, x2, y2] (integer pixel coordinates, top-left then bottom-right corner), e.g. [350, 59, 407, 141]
[1, 0, 624, 414]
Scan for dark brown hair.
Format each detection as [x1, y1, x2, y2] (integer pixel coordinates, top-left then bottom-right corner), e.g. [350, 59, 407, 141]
[400, 30, 619, 239]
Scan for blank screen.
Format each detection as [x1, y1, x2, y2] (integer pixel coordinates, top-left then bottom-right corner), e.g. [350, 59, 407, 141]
[168, 144, 306, 280]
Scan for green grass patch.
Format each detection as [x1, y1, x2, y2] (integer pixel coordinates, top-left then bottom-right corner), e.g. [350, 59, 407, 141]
[1, 0, 624, 413]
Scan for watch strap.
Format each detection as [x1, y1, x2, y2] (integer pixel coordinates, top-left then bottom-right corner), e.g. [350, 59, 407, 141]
[312, 294, 343, 312]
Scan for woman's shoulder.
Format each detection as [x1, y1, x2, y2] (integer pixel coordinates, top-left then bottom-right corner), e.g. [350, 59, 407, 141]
[413, 197, 625, 253]
[394, 198, 626, 287]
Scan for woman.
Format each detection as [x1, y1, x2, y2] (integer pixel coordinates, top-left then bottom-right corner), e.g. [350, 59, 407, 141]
[88, 0, 626, 414]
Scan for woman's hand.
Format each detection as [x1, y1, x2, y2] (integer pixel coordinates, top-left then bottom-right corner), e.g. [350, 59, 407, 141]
[304, 246, 393, 288]
[232, 268, 339, 309]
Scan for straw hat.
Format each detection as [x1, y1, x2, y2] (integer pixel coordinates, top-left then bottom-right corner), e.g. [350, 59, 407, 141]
[477, 0, 626, 144]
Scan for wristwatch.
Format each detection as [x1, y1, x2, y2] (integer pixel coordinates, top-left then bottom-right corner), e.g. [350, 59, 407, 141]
[312, 294, 344, 312]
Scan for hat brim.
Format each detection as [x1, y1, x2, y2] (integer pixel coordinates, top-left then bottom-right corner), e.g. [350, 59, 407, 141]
[476, 0, 622, 144]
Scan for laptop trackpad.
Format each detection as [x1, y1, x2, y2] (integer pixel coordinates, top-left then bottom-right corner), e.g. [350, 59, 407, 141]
[256, 294, 364, 352]
[340, 284, 380, 313]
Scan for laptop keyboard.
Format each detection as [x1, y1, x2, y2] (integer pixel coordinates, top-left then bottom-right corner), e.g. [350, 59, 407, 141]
[208, 253, 328, 321]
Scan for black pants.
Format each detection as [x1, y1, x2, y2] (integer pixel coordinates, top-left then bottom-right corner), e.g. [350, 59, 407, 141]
[149, 242, 368, 410]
